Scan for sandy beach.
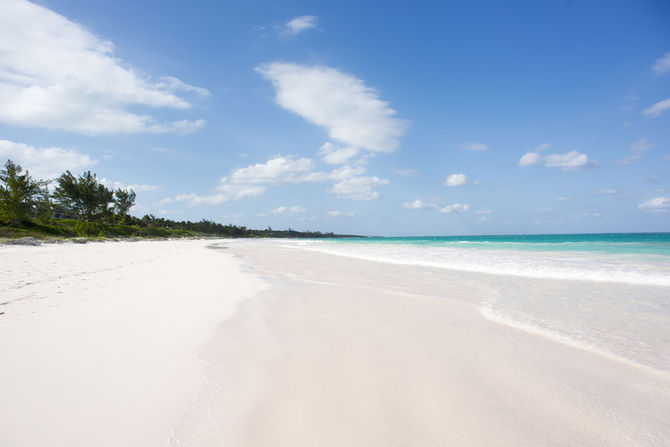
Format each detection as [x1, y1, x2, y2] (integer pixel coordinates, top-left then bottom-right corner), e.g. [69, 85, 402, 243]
[1, 239, 669, 446]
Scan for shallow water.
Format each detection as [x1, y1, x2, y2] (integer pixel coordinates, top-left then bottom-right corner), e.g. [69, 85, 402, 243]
[288, 234, 670, 373]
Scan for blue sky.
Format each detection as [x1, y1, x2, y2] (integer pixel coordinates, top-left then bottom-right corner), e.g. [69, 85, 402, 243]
[0, 0, 669, 236]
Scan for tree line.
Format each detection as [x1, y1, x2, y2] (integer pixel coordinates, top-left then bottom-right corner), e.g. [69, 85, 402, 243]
[0, 159, 355, 239]
[0, 159, 135, 226]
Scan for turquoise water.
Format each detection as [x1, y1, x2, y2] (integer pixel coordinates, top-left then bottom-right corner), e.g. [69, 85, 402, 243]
[331, 233, 670, 256]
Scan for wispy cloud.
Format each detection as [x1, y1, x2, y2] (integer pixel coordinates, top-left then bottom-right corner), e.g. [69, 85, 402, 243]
[282, 15, 318, 35]
[268, 205, 306, 215]
[642, 98, 670, 118]
[393, 168, 418, 176]
[327, 210, 355, 217]
[100, 178, 160, 193]
[0, 139, 96, 179]
[0, 0, 207, 134]
[617, 138, 653, 165]
[597, 188, 617, 195]
[653, 51, 670, 76]
[444, 173, 467, 186]
[318, 143, 359, 165]
[638, 197, 669, 212]
[460, 142, 488, 152]
[256, 63, 408, 153]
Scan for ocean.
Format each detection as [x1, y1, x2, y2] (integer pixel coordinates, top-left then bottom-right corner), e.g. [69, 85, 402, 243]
[288, 233, 670, 373]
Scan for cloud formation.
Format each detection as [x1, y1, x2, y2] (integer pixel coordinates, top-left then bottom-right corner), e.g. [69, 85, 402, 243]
[327, 210, 355, 217]
[229, 156, 315, 184]
[0, 139, 96, 179]
[256, 63, 407, 153]
[445, 173, 467, 186]
[617, 138, 653, 165]
[438, 203, 469, 213]
[170, 154, 389, 206]
[100, 178, 160, 193]
[282, 16, 318, 35]
[0, 0, 207, 134]
[638, 197, 669, 212]
[519, 149, 589, 171]
[402, 199, 437, 210]
[642, 98, 670, 118]
[329, 175, 389, 200]
[268, 205, 306, 215]
[653, 52, 670, 76]
[318, 143, 359, 165]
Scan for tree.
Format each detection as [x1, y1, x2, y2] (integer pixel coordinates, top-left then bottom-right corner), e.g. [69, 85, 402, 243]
[53, 171, 114, 221]
[0, 159, 46, 225]
[114, 188, 136, 216]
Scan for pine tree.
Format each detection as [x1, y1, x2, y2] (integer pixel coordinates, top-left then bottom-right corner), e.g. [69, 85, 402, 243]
[0, 159, 46, 225]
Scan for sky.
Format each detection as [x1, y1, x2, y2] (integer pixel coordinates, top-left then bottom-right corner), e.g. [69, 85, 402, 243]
[0, 0, 669, 236]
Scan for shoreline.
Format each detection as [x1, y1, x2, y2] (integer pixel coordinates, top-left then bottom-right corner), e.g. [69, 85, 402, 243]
[2, 239, 668, 446]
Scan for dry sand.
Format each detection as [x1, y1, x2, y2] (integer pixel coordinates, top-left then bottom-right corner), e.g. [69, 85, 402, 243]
[1, 239, 669, 446]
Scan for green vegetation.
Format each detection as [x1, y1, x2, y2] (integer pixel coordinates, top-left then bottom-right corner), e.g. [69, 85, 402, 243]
[0, 159, 358, 242]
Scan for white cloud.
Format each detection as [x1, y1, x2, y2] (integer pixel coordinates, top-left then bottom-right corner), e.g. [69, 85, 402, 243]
[318, 142, 359, 165]
[520, 150, 589, 170]
[155, 76, 209, 97]
[268, 205, 306, 215]
[521, 150, 589, 170]
[617, 138, 653, 165]
[519, 144, 552, 167]
[327, 210, 355, 217]
[174, 185, 267, 207]
[0, 0, 207, 134]
[229, 155, 315, 184]
[638, 197, 669, 212]
[282, 15, 318, 35]
[256, 63, 407, 153]
[557, 197, 570, 201]
[544, 151, 589, 170]
[402, 199, 437, 210]
[476, 209, 492, 215]
[329, 176, 389, 200]
[168, 152, 387, 206]
[522, 143, 592, 171]
[518, 152, 541, 167]
[461, 142, 488, 151]
[445, 173, 467, 186]
[100, 178, 160, 193]
[438, 203, 469, 213]
[597, 188, 617, 195]
[653, 52, 670, 76]
[394, 168, 418, 176]
[643, 98, 670, 118]
[0, 139, 96, 179]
